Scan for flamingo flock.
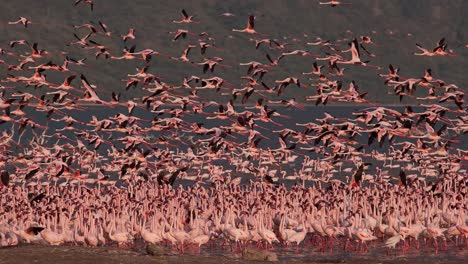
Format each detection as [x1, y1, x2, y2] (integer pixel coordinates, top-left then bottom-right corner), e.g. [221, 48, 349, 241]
[0, 0, 467, 258]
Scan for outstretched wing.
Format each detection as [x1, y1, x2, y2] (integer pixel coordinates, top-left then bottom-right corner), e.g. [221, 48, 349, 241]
[248, 15, 255, 29]
[1, 171, 9, 186]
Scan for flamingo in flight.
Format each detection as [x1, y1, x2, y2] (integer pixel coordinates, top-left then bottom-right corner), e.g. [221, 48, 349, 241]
[173, 9, 197, 23]
[121, 28, 136, 42]
[98, 21, 112, 36]
[8, 17, 31, 27]
[0, 0, 467, 258]
[74, 0, 94, 11]
[414, 38, 456, 57]
[79, 74, 110, 105]
[232, 15, 258, 34]
[319, 0, 351, 7]
[337, 38, 381, 69]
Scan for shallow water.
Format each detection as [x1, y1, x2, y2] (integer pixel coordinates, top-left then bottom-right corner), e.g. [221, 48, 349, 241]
[1, 243, 467, 264]
[3, 233, 467, 264]
[194, 235, 468, 261]
[12, 104, 467, 187]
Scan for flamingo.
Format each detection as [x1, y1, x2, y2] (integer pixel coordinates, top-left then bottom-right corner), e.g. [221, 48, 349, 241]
[138, 218, 163, 245]
[354, 228, 377, 252]
[84, 223, 99, 247]
[232, 15, 257, 34]
[121, 28, 136, 42]
[258, 216, 279, 248]
[8, 17, 31, 27]
[74, 0, 94, 11]
[173, 9, 197, 24]
[12, 225, 44, 244]
[319, 1, 351, 7]
[288, 222, 308, 251]
[40, 218, 64, 246]
[108, 221, 131, 248]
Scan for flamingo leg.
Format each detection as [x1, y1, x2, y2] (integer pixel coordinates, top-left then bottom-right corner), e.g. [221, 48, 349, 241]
[180, 242, 185, 253]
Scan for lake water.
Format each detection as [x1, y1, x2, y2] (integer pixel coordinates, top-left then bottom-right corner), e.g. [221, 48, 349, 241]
[4, 104, 464, 187]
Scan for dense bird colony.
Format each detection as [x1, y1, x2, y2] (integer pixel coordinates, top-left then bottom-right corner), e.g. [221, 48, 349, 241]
[0, 0, 467, 257]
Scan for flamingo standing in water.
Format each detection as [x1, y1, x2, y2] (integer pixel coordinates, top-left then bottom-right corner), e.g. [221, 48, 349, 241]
[84, 222, 99, 247]
[288, 221, 308, 251]
[13, 225, 44, 243]
[137, 218, 163, 245]
[40, 217, 64, 246]
[354, 228, 377, 252]
[258, 215, 279, 248]
[108, 217, 131, 247]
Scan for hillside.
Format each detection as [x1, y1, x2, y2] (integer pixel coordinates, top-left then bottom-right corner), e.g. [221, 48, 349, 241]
[0, 0, 467, 104]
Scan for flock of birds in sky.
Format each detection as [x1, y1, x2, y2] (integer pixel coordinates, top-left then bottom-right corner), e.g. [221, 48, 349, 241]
[0, 0, 467, 257]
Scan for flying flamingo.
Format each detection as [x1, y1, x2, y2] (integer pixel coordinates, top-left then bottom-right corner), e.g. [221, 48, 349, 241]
[337, 39, 381, 69]
[173, 9, 197, 23]
[74, 0, 94, 11]
[8, 17, 31, 27]
[232, 15, 258, 34]
[79, 74, 110, 105]
[121, 28, 136, 42]
[319, 1, 351, 7]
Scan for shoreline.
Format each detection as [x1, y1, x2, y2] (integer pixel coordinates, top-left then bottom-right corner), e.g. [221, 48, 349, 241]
[1, 244, 466, 264]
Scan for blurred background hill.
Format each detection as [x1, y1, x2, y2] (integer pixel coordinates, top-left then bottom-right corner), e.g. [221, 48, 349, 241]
[0, 0, 466, 105]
